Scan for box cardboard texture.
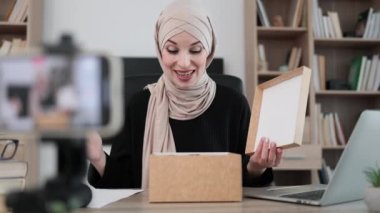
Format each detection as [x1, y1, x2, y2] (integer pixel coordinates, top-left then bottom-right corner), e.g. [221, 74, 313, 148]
[149, 153, 242, 202]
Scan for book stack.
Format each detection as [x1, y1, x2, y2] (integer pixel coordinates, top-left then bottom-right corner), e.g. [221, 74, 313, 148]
[312, 0, 343, 38]
[313, 103, 347, 148]
[257, 0, 304, 28]
[0, 162, 27, 194]
[287, 47, 302, 71]
[0, 144, 27, 194]
[348, 55, 380, 91]
[362, 8, 380, 39]
[311, 54, 326, 91]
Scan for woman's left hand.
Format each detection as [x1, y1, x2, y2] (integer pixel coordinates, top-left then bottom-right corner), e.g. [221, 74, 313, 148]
[247, 137, 283, 177]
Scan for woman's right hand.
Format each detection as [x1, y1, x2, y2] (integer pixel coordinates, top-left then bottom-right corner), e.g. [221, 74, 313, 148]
[247, 137, 282, 177]
[86, 131, 106, 176]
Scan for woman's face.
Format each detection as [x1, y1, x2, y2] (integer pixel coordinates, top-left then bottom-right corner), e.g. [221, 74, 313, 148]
[161, 31, 208, 89]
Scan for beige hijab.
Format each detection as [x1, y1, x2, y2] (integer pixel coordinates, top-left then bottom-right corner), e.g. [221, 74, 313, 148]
[141, 0, 217, 188]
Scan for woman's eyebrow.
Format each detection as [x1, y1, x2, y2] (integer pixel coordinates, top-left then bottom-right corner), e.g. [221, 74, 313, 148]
[166, 40, 177, 45]
[166, 40, 201, 46]
[191, 41, 201, 46]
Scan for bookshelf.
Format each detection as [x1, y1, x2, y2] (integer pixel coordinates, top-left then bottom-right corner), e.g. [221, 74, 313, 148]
[245, 0, 380, 185]
[0, 0, 43, 54]
[313, 0, 380, 172]
[245, 0, 318, 185]
[0, 0, 43, 188]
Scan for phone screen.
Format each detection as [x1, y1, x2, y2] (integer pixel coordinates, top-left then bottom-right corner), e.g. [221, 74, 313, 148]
[0, 54, 121, 135]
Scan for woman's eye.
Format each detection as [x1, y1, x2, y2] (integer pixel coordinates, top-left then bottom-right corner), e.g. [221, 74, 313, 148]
[190, 47, 202, 54]
[166, 47, 178, 54]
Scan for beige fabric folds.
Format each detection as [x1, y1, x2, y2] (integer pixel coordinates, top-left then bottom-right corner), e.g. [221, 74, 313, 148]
[141, 0, 217, 189]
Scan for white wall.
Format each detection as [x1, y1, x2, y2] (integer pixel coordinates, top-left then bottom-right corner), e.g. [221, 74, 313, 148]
[43, 0, 246, 91]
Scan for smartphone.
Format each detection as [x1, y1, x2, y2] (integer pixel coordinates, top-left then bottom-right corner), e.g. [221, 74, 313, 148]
[0, 54, 123, 138]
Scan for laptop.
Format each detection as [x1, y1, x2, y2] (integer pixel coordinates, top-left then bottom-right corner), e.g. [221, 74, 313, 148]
[244, 110, 380, 206]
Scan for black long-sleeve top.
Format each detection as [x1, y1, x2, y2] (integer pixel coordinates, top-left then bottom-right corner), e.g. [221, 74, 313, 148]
[88, 84, 273, 188]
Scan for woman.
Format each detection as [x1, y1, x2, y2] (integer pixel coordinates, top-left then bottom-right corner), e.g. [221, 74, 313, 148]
[87, 0, 282, 189]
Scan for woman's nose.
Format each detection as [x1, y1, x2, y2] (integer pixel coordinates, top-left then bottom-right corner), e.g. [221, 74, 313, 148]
[177, 53, 191, 68]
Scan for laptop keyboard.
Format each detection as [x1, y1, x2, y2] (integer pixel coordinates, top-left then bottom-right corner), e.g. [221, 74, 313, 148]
[281, 190, 325, 201]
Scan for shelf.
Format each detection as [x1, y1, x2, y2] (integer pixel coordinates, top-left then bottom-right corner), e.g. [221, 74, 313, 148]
[257, 71, 284, 77]
[322, 146, 345, 150]
[258, 27, 307, 39]
[314, 38, 380, 47]
[0, 21, 27, 26]
[0, 0, 43, 188]
[245, 0, 380, 185]
[0, 22, 27, 34]
[315, 91, 380, 96]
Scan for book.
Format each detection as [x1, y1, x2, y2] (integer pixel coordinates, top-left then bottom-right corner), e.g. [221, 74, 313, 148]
[311, 0, 321, 38]
[322, 114, 331, 147]
[314, 103, 322, 145]
[360, 58, 372, 91]
[293, 48, 302, 69]
[366, 55, 379, 90]
[258, 43, 266, 62]
[322, 16, 335, 38]
[318, 8, 327, 38]
[322, 16, 331, 38]
[362, 8, 374, 38]
[372, 59, 380, 91]
[356, 56, 368, 91]
[287, 47, 298, 70]
[333, 113, 346, 145]
[317, 105, 324, 145]
[256, 0, 270, 27]
[293, 0, 304, 27]
[327, 113, 338, 146]
[318, 55, 326, 90]
[0, 161, 27, 178]
[373, 13, 380, 39]
[367, 10, 378, 39]
[348, 56, 364, 90]
[257, 44, 267, 71]
[0, 178, 25, 194]
[328, 11, 343, 38]
[312, 54, 321, 91]
[288, 0, 304, 27]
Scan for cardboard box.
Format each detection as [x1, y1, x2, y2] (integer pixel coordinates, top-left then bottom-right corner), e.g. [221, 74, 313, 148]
[149, 152, 242, 202]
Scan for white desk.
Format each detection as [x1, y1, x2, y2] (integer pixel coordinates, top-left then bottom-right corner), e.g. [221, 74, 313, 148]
[77, 191, 369, 212]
